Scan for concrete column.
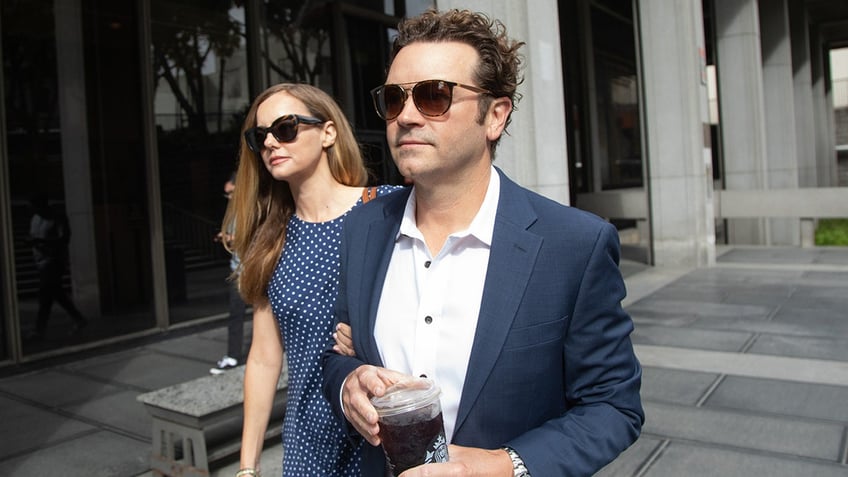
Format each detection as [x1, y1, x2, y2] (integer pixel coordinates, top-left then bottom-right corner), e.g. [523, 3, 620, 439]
[810, 26, 838, 187]
[639, 0, 715, 267]
[436, 0, 570, 204]
[788, 0, 817, 188]
[759, 0, 799, 245]
[54, 0, 100, 316]
[714, 0, 768, 244]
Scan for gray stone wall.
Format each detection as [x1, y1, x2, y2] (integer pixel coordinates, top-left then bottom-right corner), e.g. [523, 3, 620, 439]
[836, 107, 848, 146]
[838, 108, 848, 186]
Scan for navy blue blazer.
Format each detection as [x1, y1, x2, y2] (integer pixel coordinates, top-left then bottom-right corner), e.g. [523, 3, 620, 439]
[323, 168, 643, 476]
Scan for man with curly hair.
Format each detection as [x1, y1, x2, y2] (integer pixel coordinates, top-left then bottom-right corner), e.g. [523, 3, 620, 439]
[324, 9, 643, 476]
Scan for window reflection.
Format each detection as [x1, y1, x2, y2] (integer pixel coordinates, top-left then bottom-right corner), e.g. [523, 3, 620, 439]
[3, 0, 154, 354]
[3, 0, 63, 349]
[591, 5, 643, 190]
[151, 0, 248, 323]
[0, 0, 411, 364]
[259, 0, 405, 184]
[261, 2, 331, 87]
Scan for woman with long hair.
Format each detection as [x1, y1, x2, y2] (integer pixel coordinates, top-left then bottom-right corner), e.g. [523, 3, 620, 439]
[224, 83, 399, 476]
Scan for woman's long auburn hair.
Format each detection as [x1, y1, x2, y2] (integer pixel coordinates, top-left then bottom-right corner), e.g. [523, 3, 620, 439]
[223, 83, 368, 305]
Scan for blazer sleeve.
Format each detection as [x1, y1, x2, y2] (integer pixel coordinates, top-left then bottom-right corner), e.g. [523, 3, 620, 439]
[322, 186, 407, 442]
[507, 223, 644, 477]
[322, 218, 364, 433]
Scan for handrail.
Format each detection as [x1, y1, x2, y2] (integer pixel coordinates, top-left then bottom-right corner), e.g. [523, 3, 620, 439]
[576, 187, 848, 249]
[162, 203, 229, 264]
[577, 187, 848, 221]
[714, 187, 848, 218]
[576, 190, 649, 219]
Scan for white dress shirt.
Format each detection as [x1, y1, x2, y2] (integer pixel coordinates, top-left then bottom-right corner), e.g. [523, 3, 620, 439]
[374, 167, 500, 442]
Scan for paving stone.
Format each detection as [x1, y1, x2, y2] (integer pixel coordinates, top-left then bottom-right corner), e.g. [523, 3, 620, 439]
[631, 324, 751, 352]
[207, 443, 283, 477]
[595, 435, 663, 477]
[0, 429, 149, 477]
[146, 333, 227, 364]
[65, 349, 210, 391]
[749, 333, 848, 362]
[704, 376, 848, 423]
[813, 249, 848, 266]
[0, 369, 127, 407]
[63, 389, 151, 440]
[717, 282, 798, 296]
[637, 345, 848, 387]
[720, 289, 792, 306]
[642, 286, 727, 303]
[692, 267, 805, 285]
[641, 368, 719, 405]
[801, 270, 848, 284]
[643, 401, 844, 461]
[629, 312, 700, 328]
[791, 283, 848, 297]
[724, 281, 805, 296]
[643, 440, 848, 477]
[717, 247, 820, 264]
[629, 299, 772, 321]
[685, 316, 843, 338]
[0, 395, 96, 460]
[696, 269, 802, 286]
[770, 306, 848, 336]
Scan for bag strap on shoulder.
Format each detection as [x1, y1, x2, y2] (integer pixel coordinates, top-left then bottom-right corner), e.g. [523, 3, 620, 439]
[361, 186, 378, 204]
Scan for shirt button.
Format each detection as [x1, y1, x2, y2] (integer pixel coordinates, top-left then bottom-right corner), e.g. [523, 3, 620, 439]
[424, 315, 433, 324]
[424, 260, 431, 268]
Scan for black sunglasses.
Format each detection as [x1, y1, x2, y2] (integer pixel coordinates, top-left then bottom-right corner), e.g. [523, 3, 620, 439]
[370, 79, 492, 121]
[244, 114, 325, 153]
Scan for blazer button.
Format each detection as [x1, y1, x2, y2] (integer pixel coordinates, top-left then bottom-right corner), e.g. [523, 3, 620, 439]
[424, 315, 433, 324]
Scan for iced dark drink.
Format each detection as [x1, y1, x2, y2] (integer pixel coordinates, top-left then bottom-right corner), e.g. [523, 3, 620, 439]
[371, 378, 449, 475]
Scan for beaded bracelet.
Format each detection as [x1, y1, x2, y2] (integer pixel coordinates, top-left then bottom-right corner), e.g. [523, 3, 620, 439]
[235, 469, 259, 477]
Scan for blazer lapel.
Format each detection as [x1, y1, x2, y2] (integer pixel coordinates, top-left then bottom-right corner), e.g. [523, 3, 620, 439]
[355, 190, 408, 367]
[453, 171, 542, 437]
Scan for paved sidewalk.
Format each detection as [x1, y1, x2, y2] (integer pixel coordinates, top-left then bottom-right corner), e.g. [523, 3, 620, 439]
[600, 246, 848, 477]
[0, 246, 846, 476]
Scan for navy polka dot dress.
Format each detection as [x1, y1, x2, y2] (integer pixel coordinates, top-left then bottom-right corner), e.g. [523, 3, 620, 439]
[267, 185, 400, 476]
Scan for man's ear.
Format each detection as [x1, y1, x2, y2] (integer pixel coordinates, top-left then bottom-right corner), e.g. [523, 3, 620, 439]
[322, 121, 337, 148]
[486, 97, 512, 142]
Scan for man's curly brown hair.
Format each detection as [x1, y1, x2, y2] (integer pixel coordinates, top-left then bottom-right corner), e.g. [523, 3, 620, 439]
[390, 9, 525, 154]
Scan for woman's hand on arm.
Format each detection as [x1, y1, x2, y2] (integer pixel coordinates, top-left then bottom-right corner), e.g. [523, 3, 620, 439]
[332, 322, 355, 356]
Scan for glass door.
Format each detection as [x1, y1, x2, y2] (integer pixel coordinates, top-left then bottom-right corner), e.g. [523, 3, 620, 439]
[2, 0, 156, 356]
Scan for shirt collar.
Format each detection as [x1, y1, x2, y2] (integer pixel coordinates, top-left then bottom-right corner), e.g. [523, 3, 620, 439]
[398, 166, 500, 247]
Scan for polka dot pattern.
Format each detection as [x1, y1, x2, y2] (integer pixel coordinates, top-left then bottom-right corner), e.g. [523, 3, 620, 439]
[267, 185, 399, 476]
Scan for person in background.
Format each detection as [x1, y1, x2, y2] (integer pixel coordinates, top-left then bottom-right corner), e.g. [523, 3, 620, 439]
[27, 192, 87, 341]
[211, 172, 248, 374]
[224, 83, 400, 477]
[323, 9, 643, 477]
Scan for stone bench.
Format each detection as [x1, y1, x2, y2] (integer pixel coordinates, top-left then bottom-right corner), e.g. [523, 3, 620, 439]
[137, 364, 288, 477]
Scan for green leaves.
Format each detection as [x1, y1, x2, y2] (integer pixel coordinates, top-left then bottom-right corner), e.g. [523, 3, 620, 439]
[815, 219, 848, 246]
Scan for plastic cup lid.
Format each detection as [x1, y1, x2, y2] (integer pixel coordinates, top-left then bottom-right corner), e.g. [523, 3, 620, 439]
[370, 377, 441, 417]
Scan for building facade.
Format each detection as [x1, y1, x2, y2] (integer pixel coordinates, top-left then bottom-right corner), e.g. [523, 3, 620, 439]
[1, 0, 846, 367]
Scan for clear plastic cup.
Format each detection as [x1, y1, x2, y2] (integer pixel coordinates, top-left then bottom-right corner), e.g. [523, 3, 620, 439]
[370, 378, 450, 475]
